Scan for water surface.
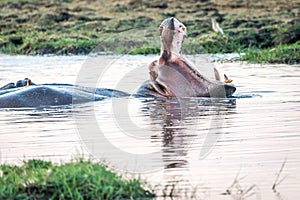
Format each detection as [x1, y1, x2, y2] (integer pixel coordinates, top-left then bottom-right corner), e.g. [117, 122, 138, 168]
[0, 55, 299, 199]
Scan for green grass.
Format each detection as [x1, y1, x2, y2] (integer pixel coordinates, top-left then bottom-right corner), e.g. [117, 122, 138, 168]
[1, 23, 299, 64]
[242, 43, 300, 64]
[0, 159, 155, 199]
[0, 0, 299, 63]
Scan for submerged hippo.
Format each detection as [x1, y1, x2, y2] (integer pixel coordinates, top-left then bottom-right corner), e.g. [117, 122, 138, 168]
[0, 80, 129, 108]
[0, 18, 235, 108]
[138, 17, 236, 98]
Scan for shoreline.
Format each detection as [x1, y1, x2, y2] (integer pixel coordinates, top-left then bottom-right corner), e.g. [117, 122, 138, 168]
[0, 0, 299, 63]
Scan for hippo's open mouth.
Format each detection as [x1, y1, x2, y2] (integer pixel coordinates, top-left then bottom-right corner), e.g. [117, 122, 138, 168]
[143, 17, 236, 98]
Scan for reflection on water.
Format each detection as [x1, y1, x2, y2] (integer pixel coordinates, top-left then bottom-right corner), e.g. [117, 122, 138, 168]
[0, 55, 300, 199]
[145, 97, 236, 169]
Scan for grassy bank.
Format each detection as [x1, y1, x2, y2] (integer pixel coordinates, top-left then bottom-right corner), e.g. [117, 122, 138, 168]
[0, 0, 299, 64]
[0, 159, 155, 199]
[243, 42, 300, 64]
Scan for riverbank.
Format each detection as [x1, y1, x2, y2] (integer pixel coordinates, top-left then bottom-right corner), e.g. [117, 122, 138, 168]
[0, 159, 155, 199]
[0, 0, 299, 63]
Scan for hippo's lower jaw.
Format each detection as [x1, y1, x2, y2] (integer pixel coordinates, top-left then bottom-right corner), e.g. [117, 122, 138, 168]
[138, 80, 236, 98]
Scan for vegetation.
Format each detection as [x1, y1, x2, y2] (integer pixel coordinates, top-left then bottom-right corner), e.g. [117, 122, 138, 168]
[243, 43, 300, 64]
[0, 0, 299, 63]
[0, 159, 155, 199]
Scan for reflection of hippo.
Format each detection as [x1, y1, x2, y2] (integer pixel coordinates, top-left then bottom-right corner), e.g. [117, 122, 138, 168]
[0, 17, 236, 108]
[138, 17, 236, 98]
[143, 97, 236, 169]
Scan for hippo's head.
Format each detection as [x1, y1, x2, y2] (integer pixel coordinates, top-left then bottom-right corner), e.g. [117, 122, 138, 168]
[159, 17, 187, 56]
[145, 17, 236, 98]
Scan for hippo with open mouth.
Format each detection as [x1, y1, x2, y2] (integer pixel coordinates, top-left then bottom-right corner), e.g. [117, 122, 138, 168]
[138, 17, 236, 98]
[0, 18, 235, 108]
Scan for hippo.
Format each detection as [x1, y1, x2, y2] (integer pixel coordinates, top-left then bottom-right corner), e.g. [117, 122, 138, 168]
[137, 17, 236, 98]
[0, 18, 235, 108]
[0, 80, 129, 108]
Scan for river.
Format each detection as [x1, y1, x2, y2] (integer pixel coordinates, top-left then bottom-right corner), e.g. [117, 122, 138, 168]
[0, 55, 299, 199]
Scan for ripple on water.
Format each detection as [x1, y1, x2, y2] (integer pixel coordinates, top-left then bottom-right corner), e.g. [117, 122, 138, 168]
[0, 56, 300, 198]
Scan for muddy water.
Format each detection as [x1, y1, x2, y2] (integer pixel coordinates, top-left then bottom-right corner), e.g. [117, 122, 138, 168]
[0, 55, 299, 199]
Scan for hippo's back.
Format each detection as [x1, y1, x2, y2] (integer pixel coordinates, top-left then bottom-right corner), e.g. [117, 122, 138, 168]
[0, 84, 129, 108]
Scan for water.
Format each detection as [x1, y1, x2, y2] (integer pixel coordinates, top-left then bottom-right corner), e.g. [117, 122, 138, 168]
[0, 55, 300, 199]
